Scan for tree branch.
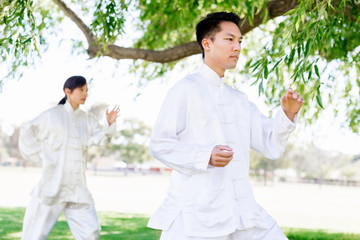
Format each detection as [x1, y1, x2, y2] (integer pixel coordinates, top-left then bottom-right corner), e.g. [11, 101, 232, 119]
[54, 0, 299, 63]
[52, 0, 95, 45]
[87, 41, 200, 63]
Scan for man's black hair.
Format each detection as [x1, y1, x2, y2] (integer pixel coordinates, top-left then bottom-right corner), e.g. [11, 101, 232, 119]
[196, 12, 241, 58]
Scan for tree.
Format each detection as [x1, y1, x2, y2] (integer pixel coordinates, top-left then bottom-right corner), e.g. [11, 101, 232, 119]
[0, 126, 10, 163]
[250, 146, 292, 185]
[1, 0, 360, 131]
[285, 142, 351, 185]
[110, 118, 153, 164]
[250, 150, 274, 185]
[86, 102, 113, 164]
[3, 127, 21, 159]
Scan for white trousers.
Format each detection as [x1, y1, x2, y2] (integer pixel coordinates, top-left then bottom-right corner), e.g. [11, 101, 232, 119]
[21, 196, 101, 240]
[160, 213, 288, 240]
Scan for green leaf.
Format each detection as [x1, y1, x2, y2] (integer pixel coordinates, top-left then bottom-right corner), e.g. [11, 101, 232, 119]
[270, 58, 283, 73]
[259, 80, 264, 95]
[314, 65, 320, 78]
[248, 6, 254, 26]
[264, 65, 268, 79]
[316, 94, 324, 108]
[254, 63, 263, 73]
[297, 44, 301, 58]
[295, 18, 300, 32]
[285, 9, 298, 16]
[288, 48, 295, 65]
[304, 39, 311, 57]
[250, 59, 262, 68]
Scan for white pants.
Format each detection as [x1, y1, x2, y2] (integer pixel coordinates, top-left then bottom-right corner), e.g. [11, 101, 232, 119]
[21, 196, 101, 240]
[160, 213, 288, 240]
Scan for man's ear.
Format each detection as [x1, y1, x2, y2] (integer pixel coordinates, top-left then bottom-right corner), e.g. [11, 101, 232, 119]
[202, 38, 211, 51]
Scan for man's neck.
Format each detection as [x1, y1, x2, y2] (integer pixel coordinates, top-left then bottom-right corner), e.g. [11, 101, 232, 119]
[203, 60, 225, 78]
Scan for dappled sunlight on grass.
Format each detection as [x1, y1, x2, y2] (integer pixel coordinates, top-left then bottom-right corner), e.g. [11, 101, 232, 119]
[284, 228, 360, 240]
[1, 207, 359, 240]
[0, 207, 160, 240]
[0, 207, 24, 240]
[99, 212, 160, 239]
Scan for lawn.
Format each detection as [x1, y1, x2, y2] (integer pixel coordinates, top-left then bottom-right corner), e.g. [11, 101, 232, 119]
[0, 207, 359, 240]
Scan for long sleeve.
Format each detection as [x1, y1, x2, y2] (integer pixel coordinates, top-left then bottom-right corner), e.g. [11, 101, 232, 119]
[149, 81, 213, 176]
[86, 113, 116, 147]
[250, 103, 297, 160]
[18, 111, 48, 162]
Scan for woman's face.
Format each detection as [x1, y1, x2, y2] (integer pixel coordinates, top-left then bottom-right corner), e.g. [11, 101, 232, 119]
[66, 84, 88, 107]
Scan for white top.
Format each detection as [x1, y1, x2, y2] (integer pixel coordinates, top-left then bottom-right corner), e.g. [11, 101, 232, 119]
[19, 101, 116, 205]
[148, 63, 298, 237]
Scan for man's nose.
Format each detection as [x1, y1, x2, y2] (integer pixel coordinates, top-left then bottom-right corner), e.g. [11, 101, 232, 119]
[233, 42, 241, 52]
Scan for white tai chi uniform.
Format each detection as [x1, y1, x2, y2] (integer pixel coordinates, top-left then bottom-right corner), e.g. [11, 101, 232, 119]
[148, 64, 298, 239]
[19, 101, 115, 240]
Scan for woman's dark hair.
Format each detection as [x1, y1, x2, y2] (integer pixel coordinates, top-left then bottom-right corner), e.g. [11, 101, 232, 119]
[196, 12, 241, 58]
[58, 76, 87, 105]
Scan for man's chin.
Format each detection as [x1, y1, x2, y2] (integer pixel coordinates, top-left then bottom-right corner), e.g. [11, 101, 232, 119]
[226, 64, 238, 70]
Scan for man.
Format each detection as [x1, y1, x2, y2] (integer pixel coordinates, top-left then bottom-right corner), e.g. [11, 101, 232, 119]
[148, 12, 304, 240]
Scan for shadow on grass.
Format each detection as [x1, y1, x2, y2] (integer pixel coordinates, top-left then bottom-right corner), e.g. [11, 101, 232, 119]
[0, 207, 24, 240]
[1, 207, 359, 240]
[98, 212, 160, 240]
[284, 228, 360, 240]
[0, 207, 160, 240]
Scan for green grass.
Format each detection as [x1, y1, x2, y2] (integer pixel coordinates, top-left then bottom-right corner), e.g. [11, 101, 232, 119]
[0, 207, 160, 240]
[1, 207, 359, 240]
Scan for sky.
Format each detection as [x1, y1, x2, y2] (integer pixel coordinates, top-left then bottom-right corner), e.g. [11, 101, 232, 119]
[0, 14, 359, 156]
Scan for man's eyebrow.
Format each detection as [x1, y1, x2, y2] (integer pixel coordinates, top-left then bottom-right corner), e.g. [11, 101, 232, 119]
[225, 33, 243, 40]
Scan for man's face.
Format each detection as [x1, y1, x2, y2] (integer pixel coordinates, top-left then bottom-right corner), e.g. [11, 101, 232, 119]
[204, 21, 242, 75]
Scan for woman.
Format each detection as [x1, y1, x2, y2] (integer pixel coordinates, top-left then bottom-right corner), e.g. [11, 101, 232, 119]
[19, 76, 120, 240]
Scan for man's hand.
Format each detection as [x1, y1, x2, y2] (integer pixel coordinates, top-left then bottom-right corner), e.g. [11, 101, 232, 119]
[106, 105, 120, 125]
[209, 145, 234, 167]
[281, 88, 304, 122]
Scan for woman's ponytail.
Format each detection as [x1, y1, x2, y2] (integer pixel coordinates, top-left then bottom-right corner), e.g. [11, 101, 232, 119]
[58, 95, 67, 105]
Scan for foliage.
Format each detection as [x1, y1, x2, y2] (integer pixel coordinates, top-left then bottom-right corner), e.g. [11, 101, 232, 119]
[1, 0, 360, 131]
[135, 0, 271, 50]
[281, 141, 353, 182]
[1, 207, 360, 240]
[250, 142, 356, 184]
[91, 0, 128, 52]
[110, 118, 153, 164]
[241, 0, 360, 132]
[2, 127, 21, 159]
[0, 0, 61, 84]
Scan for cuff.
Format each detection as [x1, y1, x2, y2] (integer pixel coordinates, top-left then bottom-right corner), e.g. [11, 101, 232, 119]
[105, 121, 116, 135]
[192, 145, 214, 171]
[276, 108, 297, 132]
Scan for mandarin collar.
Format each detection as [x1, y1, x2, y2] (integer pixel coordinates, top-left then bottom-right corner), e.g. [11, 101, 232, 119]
[64, 100, 81, 115]
[198, 63, 225, 87]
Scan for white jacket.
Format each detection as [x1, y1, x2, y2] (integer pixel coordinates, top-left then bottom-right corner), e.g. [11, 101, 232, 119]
[19, 101, 115, 205]
[148, 64, 297, 237]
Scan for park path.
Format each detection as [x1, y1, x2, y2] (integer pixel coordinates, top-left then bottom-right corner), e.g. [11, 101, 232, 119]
[1, 167, 359, 233]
